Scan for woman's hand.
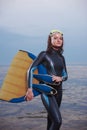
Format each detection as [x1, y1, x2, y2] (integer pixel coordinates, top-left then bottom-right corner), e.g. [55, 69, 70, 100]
[52, 75, 62, 83]
[25, 88, 34, 101]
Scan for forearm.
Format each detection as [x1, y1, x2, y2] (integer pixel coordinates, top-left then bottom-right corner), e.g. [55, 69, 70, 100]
[27, 66, 37, 88]
[27, 52, 45, 88]
[62, 69, 68, 81]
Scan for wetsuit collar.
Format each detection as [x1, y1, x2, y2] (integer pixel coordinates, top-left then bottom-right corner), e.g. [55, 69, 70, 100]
[50, 47, 61, 55]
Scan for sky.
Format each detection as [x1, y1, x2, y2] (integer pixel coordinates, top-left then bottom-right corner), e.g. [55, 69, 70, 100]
[0, 0, 87, 65]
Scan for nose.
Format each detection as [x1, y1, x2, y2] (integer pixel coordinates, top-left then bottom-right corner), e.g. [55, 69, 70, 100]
[57, 38, 60, 42]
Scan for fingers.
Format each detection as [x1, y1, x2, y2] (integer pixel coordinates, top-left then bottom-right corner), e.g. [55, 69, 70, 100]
[52, 75, 62, 82]
[25, 88, 34, 101]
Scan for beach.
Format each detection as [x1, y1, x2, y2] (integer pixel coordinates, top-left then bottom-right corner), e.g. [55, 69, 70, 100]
[0, 65, 87, 130]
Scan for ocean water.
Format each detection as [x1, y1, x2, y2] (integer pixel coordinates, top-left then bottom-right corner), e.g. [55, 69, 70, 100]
[0, 65, 87, 130]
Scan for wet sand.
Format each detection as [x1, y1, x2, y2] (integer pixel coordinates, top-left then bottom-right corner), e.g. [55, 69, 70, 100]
[0, 95, 87, 130]
[0, 66, 87, 130]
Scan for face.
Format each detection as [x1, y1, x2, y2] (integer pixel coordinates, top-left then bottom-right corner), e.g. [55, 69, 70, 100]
[51, 33, 63, 49]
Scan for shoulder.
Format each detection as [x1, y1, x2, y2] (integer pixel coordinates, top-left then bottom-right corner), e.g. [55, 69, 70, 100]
[60, 54, 66, 61]
[38, 51, 46, 57]
[61, 54, 64, 59]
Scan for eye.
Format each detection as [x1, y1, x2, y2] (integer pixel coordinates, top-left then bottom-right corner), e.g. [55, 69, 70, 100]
[60, 37, 63, 40]
[54, 37, 57, 40]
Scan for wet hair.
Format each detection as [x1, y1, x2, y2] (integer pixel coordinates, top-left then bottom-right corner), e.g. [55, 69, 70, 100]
[46, 34, 64, 54]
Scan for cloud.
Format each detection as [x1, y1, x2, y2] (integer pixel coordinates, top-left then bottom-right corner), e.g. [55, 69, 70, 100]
[0, 0, 86, 36]
[0, 0, 87, 65]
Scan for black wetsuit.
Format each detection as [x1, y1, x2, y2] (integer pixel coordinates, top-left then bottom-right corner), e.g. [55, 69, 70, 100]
[28, 48, 68, 130]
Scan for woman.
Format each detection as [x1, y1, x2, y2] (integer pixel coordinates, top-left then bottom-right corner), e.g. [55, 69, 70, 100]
[25, 29, 68, 130]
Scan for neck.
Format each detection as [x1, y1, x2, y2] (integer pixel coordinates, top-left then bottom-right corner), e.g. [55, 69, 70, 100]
[51, 46, 63, 54]
[51, 45, 60, 51]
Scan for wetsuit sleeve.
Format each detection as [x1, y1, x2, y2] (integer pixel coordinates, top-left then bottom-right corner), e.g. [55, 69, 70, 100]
[27, 51, 45, 88]
[62, 56, 68, 81]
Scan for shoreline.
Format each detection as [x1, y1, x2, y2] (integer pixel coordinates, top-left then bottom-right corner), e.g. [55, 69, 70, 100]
[0, 94, 87, 130]
[0, 66, 87, 130]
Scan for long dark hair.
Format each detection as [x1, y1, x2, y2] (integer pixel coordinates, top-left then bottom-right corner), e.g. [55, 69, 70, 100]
[46, 35, 64, 54]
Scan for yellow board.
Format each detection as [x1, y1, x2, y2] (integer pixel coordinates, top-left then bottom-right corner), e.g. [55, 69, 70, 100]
[0, 50, 38, 102]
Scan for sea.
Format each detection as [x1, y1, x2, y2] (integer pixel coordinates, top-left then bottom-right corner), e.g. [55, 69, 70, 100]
[0, 65, 87, 130]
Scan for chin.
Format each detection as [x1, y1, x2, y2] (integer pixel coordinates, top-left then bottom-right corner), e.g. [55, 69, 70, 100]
[56, 45, 61, 48]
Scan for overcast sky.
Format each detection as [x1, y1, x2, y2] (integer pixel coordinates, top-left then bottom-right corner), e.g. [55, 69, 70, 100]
[0, 0, 87, 65]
